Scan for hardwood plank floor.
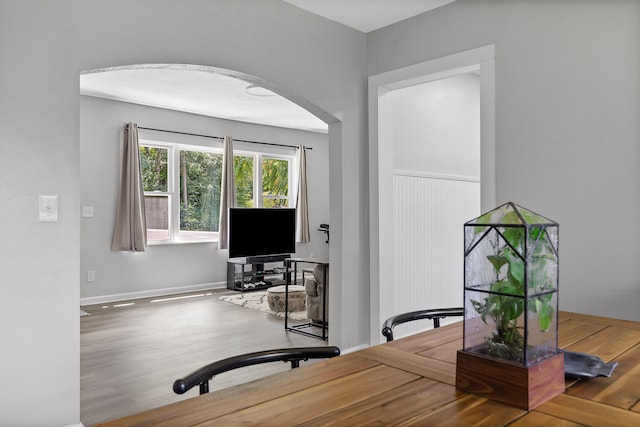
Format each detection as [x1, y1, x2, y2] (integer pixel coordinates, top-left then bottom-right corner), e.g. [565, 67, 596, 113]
[81, 288, 326, 426]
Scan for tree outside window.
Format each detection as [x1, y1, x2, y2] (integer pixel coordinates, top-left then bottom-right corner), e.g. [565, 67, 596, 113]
[140, 146, 170, 241]
[262, 157, 289, 207]
[178, 150, 222, 240]
[234, 156, 254, 208]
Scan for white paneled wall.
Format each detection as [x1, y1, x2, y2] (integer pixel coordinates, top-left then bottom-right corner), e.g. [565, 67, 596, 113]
[392, 171, 480, 338]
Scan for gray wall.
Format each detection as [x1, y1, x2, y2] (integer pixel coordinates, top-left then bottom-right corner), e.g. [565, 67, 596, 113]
[368, 0, 640, 322]
[80, 96, 330, 303]
[1, 1, 366, 425]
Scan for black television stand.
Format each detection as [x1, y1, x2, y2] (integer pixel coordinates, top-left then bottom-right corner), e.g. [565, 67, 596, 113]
[226, 254, 290, 292]
[245, 254, 289, 264]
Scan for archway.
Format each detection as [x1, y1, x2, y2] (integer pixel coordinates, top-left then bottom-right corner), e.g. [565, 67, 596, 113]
[79, 63, 340, 423]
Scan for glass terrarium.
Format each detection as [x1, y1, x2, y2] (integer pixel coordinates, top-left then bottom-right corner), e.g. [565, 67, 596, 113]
[463, 202, 559, 367]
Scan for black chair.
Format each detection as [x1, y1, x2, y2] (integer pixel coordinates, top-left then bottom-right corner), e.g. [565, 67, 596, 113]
[382, 308, 464, 342]
[173, 346, 341, 395]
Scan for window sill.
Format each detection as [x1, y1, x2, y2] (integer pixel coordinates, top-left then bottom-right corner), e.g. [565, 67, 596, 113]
[148, 240, 218, 246]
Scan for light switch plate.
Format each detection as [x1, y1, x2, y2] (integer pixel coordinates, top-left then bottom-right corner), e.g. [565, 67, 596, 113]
[82, 206, 94, 218]
[39, 195, 58, 222]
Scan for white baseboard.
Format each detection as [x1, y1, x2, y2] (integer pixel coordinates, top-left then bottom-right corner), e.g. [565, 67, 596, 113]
[80, 281, 226, 306]
[341, 343, 370, 354]
[64, 423, 85, 427]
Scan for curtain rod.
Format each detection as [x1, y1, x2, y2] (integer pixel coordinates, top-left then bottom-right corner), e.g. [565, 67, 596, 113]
[130, 125, 311, 150]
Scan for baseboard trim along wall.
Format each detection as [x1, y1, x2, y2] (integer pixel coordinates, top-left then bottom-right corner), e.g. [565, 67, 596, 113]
[80, 281, 226, 306]
[342, 344, 370, 354]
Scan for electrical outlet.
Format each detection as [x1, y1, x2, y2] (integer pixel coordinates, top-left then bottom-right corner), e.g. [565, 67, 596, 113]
[87, 271, 96, 282]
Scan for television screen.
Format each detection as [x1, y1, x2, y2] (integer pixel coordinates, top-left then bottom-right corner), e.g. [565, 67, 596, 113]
[228, 208, 296, 259]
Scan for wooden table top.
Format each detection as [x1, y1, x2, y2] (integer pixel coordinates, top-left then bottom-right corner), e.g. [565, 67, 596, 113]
[97, 311, 640, 426]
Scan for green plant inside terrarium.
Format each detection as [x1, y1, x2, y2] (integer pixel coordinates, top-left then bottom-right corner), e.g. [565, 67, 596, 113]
[470, 210, 556, 363]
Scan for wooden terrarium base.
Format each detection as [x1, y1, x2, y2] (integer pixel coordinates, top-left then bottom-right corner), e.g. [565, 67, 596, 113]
[455, 350, 564, 410]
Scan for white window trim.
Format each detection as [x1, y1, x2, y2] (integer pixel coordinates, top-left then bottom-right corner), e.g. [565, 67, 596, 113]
[140, 139, 295, 245]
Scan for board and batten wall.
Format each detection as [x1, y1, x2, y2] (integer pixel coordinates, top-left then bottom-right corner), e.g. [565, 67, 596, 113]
[390, 73, 480, 338]
[80, 95, 330, 303]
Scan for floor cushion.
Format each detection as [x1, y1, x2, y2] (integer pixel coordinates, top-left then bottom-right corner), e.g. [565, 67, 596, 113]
[266, 285, 306, 313]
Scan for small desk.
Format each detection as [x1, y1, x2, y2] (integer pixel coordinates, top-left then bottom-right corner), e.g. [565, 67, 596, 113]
[284, 258, 329, 340]
[97, 312, 640, 426]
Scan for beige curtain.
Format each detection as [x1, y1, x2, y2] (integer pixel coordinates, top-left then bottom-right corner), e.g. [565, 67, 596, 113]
[111, 123, 147, 252]
[295, 145, 310, 242]
[218, 136, 236, 249]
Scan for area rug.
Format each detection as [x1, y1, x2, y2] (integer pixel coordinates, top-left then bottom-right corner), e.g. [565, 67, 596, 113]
[219, 291, 309, 321]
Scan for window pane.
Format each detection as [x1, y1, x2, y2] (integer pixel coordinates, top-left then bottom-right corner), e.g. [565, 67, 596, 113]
[179, 150, 222, 240]
[145, 195, 169, 241]
[234, 155, 254, 208]
[139, 146, 168, 192]
[262, 196, 289, 208]
[262, 158, 288, 207]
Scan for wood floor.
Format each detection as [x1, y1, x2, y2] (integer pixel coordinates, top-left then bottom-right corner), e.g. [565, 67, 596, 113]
[80, 288, 326, 426]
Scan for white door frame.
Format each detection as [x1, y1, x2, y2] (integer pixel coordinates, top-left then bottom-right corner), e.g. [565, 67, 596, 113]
[368, 45, 496, 344]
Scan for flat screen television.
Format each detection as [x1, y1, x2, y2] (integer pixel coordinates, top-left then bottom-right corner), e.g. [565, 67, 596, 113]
[228, 208, 296, 260]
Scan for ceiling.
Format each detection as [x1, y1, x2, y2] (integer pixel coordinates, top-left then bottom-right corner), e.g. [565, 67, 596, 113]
[282, 0, 455, 33]
[80, 1, 454, 133]
[80, 66, 329, 133]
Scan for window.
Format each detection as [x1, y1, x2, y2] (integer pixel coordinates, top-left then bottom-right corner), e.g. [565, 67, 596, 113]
[139, 141, 293, 243]
[262, 157, 289, 207]
[140, 146, 170, 241]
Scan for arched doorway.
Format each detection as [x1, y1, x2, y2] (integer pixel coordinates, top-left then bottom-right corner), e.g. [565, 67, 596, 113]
[79, 63, 339, 423]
